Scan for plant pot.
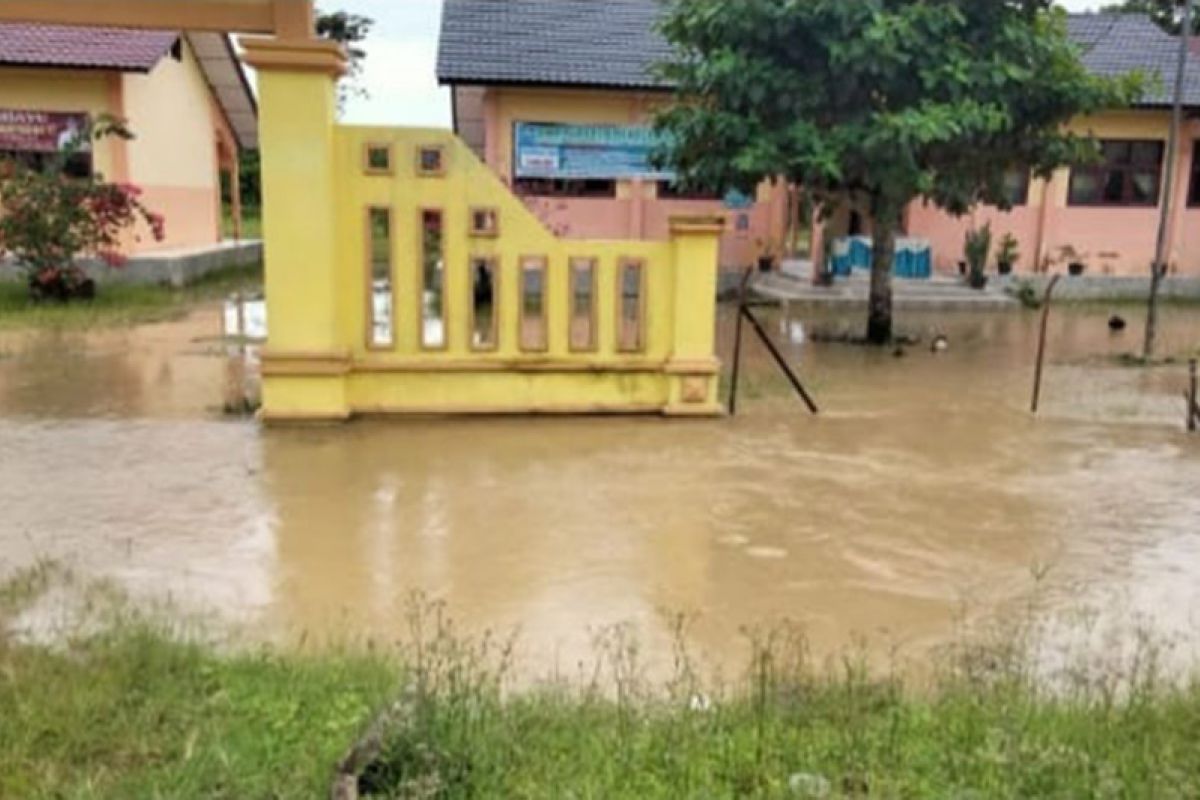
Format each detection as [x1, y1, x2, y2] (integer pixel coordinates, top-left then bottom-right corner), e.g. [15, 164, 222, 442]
[957, 261, 968, 276]
[757, 257, 775, 273]
[1068, 262, 1086, 277]
[968, 273, 989, 290]
[997, 262, 1013, 276]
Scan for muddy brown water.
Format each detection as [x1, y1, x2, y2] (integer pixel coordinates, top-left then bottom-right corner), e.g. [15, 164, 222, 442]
[2, 302, 1199, 679]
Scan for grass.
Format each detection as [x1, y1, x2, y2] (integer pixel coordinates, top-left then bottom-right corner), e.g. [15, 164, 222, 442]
[4, 566, 1200, 798]
[0, 262, 263, 331]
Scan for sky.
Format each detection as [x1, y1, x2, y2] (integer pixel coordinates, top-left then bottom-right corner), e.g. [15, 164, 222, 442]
[313, 0, 1107, 129]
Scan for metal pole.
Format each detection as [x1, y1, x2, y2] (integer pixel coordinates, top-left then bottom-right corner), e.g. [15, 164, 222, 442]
[741, 305, 820, 415]
[1189, 358, 1198, 432]
[1145, 0, 1195, 360]
[727, 269, 752, 416]
[1031, 274, 1063, 415]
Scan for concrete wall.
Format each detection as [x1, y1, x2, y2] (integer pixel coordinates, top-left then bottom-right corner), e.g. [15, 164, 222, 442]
[471, 85, 788, 271]
[120, 38, 224, 252]
[0, 41, 230, 256]
[907, 110, 1200, 278]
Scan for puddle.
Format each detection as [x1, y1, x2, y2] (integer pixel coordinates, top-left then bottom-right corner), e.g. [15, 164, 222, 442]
[1, 301, 1199, 676]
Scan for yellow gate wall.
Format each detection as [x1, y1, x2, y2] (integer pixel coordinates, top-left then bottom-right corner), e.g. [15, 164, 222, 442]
[252, 56, 723, 422]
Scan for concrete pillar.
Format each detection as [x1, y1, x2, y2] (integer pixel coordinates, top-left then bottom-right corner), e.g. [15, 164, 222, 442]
[241, 36, 350, 421]
[665, 215, 724, 416]
[1165, 121, 1198, 273]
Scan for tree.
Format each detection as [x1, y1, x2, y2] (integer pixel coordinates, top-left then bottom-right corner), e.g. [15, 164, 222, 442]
[0, 116, 164, 302]
[316, 8, 374, 110]
[1101, 0, 1199, 34]
[654, 0, 1139, 343]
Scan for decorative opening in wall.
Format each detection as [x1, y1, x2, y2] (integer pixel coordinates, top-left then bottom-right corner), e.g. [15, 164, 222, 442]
[568, 257, 597, 352]
[520, 256, 548, 352]
[417, 145, 446, 177]
[364, 143, 392, 175]
[617, 258, 646, 353]
[469, 207, 499, 238]
[366, 207, 393, 349]
[470, 256, 499, 351]
[420, 209, 446, 350]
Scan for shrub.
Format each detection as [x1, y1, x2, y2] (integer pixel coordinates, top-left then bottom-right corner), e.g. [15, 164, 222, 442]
[0, 115, 164, 302]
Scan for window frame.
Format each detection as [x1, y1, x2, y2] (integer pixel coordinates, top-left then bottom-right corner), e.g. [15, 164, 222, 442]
[616, 257, 647, 354]
[567, 256, 599, 353]
[518, 255, 549, 353]
[418, 207, 448, 352]
[364, 205, 394, 351]
[363, 142, 393, 176]
[416, 144, 446, 177]
[1068, 139, 1165, 208]
[469, 206, 500, 238]
[469, 255, 500, 353]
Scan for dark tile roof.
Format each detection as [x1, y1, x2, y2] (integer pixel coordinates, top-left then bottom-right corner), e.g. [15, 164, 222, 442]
[437, 0, 672, 90]
[1067, 14, 1200, 106]
[438, 2, 1200, 107]
[0, 23, 178, 73]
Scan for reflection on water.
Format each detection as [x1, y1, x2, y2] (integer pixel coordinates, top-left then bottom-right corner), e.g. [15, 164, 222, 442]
[1, 302, 1199, 676]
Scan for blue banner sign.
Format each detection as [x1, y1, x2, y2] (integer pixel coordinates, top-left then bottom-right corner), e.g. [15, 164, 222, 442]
[514, 122, 675, 180]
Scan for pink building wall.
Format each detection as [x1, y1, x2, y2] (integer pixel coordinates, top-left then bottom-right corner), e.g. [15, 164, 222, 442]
[906, 113, 1200, 278]
[466, 85, 787, 271]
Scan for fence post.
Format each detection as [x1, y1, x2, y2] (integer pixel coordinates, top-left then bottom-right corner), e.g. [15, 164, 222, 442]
[664, 215, 725, 417]
[1031, 274, 1062, 415]
[1189, 359, 1198, 432]
[241, 36, 351, 422]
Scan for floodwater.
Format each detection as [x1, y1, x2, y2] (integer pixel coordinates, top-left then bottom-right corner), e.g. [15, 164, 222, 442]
[2, 301, 1199, 678]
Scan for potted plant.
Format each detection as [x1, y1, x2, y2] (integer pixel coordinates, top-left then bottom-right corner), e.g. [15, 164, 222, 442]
[996, 233, 1019, 276]
[1069, 261, 1087, 277]
[964, 223, 992, 290]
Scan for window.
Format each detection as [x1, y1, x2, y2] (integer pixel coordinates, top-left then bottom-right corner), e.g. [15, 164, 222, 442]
[417, 145, 445, 177]
[469, 207, 499, 237]
[1069, 140, 1164, 207]
[470, 256, 499, 351]
[1189, 141, 1200, 207]
[1002, 169, 1030, 207]
[656, 180, 722, 200]
[0, 150, 92, 178]
[617, 258, 645, 353]
[519, 256, 548, 352]
[420, 210, 446, 349]
[364, 143, 392, 175]
[366, 207, 393, 349]
[568, 257, 597, 352]
[512, 178, 617, 198]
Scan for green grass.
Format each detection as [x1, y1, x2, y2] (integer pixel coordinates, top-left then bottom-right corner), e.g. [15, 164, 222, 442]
[4, 567, 1200, 798]
[0, 262, 263, 330]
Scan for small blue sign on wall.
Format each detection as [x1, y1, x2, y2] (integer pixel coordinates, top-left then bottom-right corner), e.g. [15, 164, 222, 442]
[514, 122, 675, 180]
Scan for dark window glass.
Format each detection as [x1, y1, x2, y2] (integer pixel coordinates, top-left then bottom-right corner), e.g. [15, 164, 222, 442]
[657, 180, 722, 200]
[1002, 169, 1030, 207]
[1069, 139, 1163, 207]
[0, 150, 92, 178]
[512, 178, 616, 198]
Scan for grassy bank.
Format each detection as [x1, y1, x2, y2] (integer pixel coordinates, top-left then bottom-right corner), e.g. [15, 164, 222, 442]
[0, 263, 262, 330]
[3, 569, 1200, 798]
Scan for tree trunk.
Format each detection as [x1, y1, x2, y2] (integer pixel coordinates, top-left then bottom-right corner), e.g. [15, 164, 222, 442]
[867, 204, 897, 345]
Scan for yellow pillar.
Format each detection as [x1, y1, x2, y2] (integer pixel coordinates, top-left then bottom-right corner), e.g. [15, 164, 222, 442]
[664, 215, 725, 417]
[241, 36, 350, 422]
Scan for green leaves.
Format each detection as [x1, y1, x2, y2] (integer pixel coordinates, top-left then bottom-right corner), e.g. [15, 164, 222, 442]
[654, 0, 1140, 214]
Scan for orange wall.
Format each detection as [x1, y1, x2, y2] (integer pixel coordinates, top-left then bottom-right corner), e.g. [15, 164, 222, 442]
[0, 41, 231, 256]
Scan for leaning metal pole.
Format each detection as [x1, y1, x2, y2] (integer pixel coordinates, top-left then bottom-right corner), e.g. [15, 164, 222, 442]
[1145, 0, 1195, 360]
